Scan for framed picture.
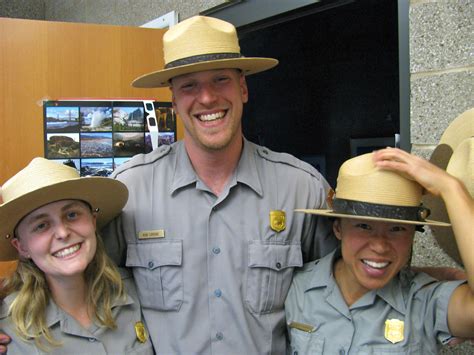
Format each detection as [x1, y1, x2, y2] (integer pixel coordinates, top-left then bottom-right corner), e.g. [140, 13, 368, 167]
[350, 136, 397, 157]
[43, 100, 176, 176]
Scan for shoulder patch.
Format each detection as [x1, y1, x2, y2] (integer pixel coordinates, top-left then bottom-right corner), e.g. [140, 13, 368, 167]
[112, 144, 172, 178]
[256, 146, 322, 179]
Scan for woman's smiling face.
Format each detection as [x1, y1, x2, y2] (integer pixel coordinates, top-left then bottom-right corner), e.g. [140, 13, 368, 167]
[12, 200, 97, 283]
[334, 218, 415, 295]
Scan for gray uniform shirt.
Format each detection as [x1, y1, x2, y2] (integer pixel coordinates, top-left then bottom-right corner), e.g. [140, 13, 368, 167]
[0, 269, 154, 355]
[103, 138, 337, 355]
[285, 249, 465, 354]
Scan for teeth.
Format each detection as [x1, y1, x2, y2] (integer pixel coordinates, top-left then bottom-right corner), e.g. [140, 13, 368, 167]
[53, 244, 81, 258]
[198, 111, 225, 121]
[363, 260, 389, 269]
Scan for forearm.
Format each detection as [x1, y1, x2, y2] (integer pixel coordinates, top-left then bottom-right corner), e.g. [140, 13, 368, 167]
[440, 177, 474, 289]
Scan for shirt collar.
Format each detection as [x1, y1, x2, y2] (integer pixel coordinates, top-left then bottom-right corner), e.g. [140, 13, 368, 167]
[170, 138, 263, 197]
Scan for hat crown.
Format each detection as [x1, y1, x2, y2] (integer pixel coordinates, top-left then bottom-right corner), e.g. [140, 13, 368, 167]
[163, 16, 241, 66]
[336, 153, 422, 206]
[1, 158, 79, 204]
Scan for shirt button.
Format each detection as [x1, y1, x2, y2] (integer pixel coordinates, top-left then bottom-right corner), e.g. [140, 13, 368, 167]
[214, 289, 222, 297]
[212, 247, 221, 254]
[148, 261, 154, 269]
[339, 350, 345, 355]
[216, 332, 224, 341]
[88, 338, 96, 342]
[275, 262, 282, 269]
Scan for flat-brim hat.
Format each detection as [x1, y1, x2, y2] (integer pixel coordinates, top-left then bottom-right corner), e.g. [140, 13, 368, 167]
[0, 158, 128, 261]
[132, 15, 278, 88]
[296, 152, 450, 227]
[424, 108, 473, 265]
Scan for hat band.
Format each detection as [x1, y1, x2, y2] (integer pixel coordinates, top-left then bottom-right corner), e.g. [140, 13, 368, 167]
[165, 53, 242, 69]
[332, 198, 431, 222]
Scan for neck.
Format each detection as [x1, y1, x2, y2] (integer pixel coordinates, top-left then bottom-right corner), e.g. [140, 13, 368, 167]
[333, 258, 368, 306]
[184, 135, 243, 196]
[47, 274, 92, 328]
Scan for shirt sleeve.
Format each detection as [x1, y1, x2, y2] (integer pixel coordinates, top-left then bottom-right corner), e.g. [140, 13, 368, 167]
[418, 279, 466, 345]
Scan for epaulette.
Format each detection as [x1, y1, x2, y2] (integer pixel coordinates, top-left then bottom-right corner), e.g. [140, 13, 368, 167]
[112, 144, 172, 178]
[256, 146, 322, 180]
[298, 259, 320, 273]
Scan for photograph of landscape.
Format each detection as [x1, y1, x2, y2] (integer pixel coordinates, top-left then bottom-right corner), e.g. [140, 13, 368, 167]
[113, 106, 145, 131]
[80, 158, 113, 176]
[46, 133, 80, 159]
[80, 132, 113, 157]
[80, 106, 113, 132]
[46, 107, 80, 132]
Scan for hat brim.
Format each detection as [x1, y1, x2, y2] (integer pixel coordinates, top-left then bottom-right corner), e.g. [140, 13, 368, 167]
[295, 209, 451, 227]
[0, 177, 128, 261]
[425, 109, 473, 266]
[132, 57, 279, 88]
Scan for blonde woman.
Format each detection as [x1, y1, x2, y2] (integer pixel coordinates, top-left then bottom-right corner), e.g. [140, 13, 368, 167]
[0, 158, 153, 354]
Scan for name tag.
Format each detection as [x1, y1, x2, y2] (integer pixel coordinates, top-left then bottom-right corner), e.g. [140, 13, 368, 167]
[138, 229, 165, 239]
[288, 321, 316, 333]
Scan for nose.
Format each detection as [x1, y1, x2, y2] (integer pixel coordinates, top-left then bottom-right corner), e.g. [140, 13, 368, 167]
[53, 221, 70, 240]
[196, 83, 218, 104]
[369, 233, 391, 253]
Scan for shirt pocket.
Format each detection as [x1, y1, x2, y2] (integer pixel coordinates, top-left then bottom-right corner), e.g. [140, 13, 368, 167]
[126, 240, 183, 311]
[289, 328, 324, 355]
[246, 240, 303, 314]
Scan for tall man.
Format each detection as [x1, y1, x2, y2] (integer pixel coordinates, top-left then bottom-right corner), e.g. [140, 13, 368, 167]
[103, 15, 336, 354]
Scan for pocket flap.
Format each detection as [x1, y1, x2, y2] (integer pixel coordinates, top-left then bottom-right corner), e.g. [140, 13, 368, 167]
[126, 241, 182, 269]
[248, 241, 303, 270]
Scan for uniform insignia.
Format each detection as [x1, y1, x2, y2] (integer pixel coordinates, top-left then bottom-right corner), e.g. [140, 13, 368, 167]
[138, 229, 165, 239]
[270, 210, 286, 232]
[326, 188, 335, 209]
[288, 321, 316, 333]
[384, 319, 404, 344]
[135, 321, 148, 343]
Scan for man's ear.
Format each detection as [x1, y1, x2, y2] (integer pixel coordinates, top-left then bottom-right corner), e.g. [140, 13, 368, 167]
[11, 238, 29, 258]
[333, 219, 343, 241]
[170, 87, 177, 109]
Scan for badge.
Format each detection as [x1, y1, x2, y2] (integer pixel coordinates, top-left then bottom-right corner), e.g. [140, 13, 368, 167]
[384, 319, 404, 344]
[288, 321, 316, 333]
[326, 188, 335, 209]
[270, 210, 286, 232]
[135, 321, 148, 343]
[138, 229, 165, 239]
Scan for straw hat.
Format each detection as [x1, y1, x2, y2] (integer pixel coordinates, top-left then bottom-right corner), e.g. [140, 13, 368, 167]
[132, 15, 278, 88]
[0, 158, 128, 261]
[424, 108, 473, 265]
[296, 152, 450, 227]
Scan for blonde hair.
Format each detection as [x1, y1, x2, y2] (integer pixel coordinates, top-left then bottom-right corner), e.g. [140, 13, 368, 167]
[3, 233, 124, 350]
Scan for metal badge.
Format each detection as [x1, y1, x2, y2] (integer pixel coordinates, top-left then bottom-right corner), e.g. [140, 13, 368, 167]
[384, 319, 404, 344]
[135, 321, 148, 343]
[270, 210, 286, 232]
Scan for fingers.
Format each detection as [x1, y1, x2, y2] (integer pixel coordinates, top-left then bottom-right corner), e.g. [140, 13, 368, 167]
[0, 334, 10, 355]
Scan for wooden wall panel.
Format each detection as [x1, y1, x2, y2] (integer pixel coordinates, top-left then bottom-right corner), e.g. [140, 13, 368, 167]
[0, 17, 184, 184]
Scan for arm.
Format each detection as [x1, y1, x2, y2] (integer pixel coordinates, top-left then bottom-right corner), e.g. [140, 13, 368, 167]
[373, 147, 474, 338]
